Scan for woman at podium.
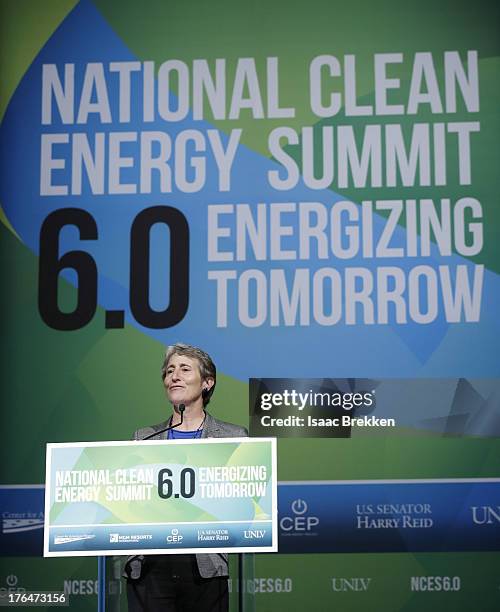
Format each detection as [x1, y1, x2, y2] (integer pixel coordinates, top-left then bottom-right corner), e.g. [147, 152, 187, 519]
[125, 343, 247, 612]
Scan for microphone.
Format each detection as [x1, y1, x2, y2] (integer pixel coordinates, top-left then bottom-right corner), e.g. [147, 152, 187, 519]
[141, 404, 186, 440]
[176, 404, 186, 425]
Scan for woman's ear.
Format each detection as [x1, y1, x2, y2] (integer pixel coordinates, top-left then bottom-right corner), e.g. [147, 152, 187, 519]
[204, 377, 214, 391]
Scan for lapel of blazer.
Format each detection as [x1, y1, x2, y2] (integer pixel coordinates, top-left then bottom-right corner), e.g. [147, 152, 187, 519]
[201, 412, 219, 438]
[149, 419, 171, 440]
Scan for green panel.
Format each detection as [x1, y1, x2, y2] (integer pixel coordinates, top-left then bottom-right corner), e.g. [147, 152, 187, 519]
[0, 221, 249, 484]
[0, 0, 78, 120]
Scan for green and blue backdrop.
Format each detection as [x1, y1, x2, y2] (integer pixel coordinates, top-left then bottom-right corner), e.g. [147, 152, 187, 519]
[1, 0, 499, 609]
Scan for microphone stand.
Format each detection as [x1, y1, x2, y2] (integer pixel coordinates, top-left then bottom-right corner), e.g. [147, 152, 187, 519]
[142, 404, 186, 440]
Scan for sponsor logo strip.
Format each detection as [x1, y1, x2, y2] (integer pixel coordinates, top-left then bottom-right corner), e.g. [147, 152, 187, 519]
[278, 479, 500, 553]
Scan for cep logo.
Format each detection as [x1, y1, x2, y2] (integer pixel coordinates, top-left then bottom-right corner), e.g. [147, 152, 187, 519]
[280, 499, 319, 533]
[166, 528, 183, 543]
[243, 530, 266, 539]
[291, 499, 307, 514]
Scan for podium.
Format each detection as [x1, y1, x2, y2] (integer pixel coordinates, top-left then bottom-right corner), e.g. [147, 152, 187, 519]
[98, 553, 256, 611]
[44, 438, 277, 610]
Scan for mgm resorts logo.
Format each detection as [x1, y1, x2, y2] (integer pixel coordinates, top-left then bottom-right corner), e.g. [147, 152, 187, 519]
[109, 533, 153, 543]
[280, 499, 319, 535]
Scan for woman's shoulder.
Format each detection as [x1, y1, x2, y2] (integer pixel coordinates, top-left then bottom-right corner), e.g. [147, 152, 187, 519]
[132, 419, 170, 440]
[205, 412, 248, 437]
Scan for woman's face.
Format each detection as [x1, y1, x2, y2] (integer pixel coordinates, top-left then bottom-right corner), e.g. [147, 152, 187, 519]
[163, 353, 211, 408]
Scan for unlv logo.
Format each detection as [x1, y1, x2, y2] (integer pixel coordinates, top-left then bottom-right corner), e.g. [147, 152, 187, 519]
[470, 506, 500, 525]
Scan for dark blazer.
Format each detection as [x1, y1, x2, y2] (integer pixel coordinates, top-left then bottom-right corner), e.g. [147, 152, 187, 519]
[126, 412, 248, 579]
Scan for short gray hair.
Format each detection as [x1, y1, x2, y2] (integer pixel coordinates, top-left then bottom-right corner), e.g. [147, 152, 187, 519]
[161, 343, 216, 406]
